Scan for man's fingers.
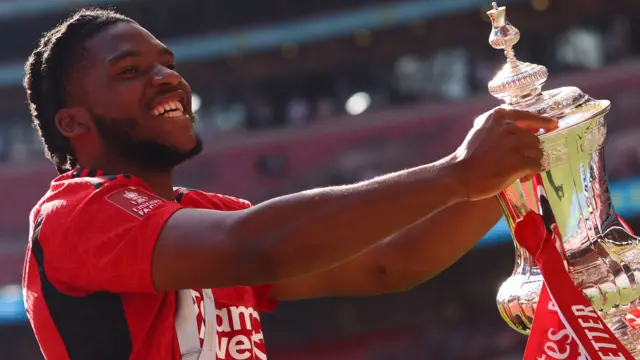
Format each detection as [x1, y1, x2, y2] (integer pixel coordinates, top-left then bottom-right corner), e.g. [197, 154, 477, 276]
[516, 155, 545, 181]
[523, 146, 544, 161]
[492, 108, 558, 132]
[514, 117, 559, 132]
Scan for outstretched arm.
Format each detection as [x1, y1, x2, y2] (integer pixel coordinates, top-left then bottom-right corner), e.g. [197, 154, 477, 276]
[269, 197, 501, 300]
[152, 158, 464, 291]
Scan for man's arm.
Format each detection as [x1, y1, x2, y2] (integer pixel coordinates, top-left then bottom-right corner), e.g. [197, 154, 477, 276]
[151, 108, 554, 292]
[269, 197, 501, 300]
[152, 158, 464, 291]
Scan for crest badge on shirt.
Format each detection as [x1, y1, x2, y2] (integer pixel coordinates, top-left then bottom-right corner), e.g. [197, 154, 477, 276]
[106, 186, 165, 218]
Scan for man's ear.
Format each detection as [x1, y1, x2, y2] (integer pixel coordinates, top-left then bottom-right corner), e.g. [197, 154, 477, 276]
[54, 108, 92, 138]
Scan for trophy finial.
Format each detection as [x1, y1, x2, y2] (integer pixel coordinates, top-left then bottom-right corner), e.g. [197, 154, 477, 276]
[487, 2, 519, 64]
[486, 3, 548, 104]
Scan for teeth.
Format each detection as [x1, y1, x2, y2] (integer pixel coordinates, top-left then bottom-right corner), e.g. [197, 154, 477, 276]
[162, 109, 185, 118]
[150, 99, 185, 117]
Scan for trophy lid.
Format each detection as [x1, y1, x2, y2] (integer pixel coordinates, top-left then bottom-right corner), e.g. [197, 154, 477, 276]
[486, 3, 610, 137]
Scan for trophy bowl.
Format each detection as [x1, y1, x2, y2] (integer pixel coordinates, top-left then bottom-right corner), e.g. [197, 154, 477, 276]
[486, 2, 640, 355]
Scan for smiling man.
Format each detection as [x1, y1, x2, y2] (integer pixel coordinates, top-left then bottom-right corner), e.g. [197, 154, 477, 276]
[22, 8, 556, 360]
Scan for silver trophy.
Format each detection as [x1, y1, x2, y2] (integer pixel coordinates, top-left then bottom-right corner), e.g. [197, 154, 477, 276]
[487, 2, 640, 354]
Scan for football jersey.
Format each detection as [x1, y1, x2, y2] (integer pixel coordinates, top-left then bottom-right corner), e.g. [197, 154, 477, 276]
[23, 168, 277, 360]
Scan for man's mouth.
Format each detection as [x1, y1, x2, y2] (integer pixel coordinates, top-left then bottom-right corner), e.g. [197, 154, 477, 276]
[150, 99, 187, 118]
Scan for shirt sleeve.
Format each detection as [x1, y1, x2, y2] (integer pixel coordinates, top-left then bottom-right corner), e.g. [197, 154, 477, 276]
[252, 284, 278, 313]
[40, 178, 183, 294]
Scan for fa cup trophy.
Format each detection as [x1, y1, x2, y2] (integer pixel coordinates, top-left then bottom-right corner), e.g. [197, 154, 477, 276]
[487, 2, 640, 355]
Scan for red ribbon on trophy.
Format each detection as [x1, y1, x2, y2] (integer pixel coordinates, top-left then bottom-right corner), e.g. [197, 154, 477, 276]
[513, 209, 634, 359]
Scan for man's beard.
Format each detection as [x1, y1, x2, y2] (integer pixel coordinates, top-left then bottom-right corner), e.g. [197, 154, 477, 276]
[92, 113, 203, 172]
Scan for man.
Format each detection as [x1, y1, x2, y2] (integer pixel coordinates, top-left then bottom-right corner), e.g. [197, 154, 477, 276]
[22, 8, 556, 360]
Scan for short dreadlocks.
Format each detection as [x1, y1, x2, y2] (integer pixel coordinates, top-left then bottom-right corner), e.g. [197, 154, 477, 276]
[24, 8, 135, 174]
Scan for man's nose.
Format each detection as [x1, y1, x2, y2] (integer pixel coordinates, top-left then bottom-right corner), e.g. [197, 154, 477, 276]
[150, 65, 181, 88]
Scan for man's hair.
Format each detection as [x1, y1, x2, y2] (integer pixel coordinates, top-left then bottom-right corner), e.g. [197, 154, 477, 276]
[24, 8, 135, 174]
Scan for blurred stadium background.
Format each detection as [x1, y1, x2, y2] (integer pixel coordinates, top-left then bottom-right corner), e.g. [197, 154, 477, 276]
[1, 0, 639, 358]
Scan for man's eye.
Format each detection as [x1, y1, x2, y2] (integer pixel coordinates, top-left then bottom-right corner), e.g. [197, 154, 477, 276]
[119, 67, 139, 76]
[165, 63, 177, 71]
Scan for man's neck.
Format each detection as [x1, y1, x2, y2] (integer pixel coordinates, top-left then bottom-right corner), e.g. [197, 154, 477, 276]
[79, 161, 176, 200]
[131, 170, 175, 201]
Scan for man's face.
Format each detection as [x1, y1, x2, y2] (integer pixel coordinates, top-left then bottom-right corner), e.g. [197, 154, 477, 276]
[73, 21, 201, 171]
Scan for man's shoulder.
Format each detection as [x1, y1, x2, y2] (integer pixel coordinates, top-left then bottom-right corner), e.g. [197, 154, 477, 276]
[33, 171, 148, 225]
[173, 187, 251, 211]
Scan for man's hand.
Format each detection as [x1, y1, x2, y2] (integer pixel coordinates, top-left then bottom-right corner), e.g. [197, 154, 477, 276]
[451, 108, 558, 201]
